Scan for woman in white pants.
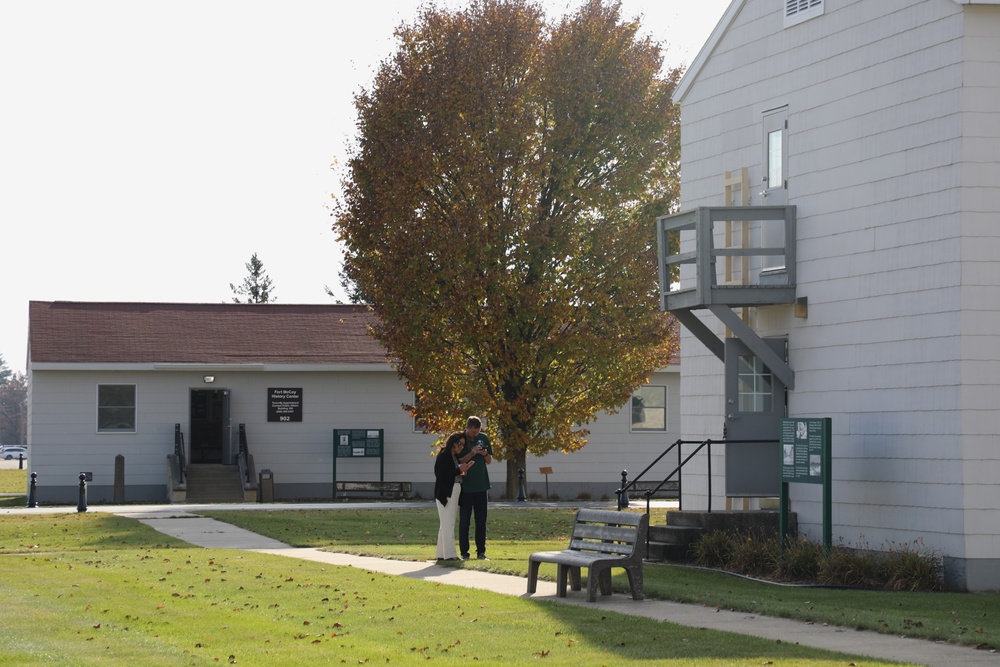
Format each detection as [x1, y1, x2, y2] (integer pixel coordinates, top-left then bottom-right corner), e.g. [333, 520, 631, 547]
[434, 431, 474, 560]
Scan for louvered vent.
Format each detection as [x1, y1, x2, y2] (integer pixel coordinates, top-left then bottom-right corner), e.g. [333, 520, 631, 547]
[784, 0, 823, 26]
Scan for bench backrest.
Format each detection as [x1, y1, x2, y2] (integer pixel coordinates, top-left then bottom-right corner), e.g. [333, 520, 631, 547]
[568, 509, 648, 557]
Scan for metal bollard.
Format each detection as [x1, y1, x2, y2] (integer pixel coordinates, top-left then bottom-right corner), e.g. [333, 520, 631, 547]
[516, 467, 526, 502]
[77, 473, 88, 512]
[27, 472, 38, 508]
[18, 453, 24, 470]
[618, 469, 630, 510]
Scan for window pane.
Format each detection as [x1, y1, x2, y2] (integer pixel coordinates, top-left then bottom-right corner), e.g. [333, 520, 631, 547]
[768, 130, 783, 187]
[737, 355, 773, 414]
[98, 385, 136, 432]
[631, 386, 666, 431]
[99, 384, 135, 408]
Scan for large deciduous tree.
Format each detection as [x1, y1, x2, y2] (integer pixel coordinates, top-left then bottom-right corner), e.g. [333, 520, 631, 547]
[334, 0, 680, 496]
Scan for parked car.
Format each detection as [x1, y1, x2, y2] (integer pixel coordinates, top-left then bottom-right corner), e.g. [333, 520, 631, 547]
[1, 446, 27, 460]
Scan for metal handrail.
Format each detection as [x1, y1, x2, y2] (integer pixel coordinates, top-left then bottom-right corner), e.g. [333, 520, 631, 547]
[173, 423, 186, 484]
[237, 423, 256, 488]
[616, 438, 683, 509]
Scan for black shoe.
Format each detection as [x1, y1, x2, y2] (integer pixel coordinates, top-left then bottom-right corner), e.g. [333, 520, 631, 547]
[477, 554, 489, 561]
[460, 554, 470, 561]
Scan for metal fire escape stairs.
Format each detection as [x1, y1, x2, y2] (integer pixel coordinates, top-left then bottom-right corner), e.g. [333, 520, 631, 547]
[656, 169, 797, 390]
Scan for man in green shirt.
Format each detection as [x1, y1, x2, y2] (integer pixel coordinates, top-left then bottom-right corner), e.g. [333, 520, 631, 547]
[458, 416, 492, 560]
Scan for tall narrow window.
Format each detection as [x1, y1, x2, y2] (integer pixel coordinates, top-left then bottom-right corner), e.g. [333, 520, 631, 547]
[631, 386, 667, 432]
[98, 384, 136, 432]
[761, 107, 788, 271]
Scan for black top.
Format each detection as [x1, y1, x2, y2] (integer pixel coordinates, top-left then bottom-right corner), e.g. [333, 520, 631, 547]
[433, 447, 461, 505]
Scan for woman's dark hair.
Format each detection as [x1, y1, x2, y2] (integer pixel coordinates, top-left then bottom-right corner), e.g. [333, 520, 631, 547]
[442, 431, 466, 451]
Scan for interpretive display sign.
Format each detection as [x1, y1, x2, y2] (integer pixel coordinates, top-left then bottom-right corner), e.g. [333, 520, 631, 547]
[334, 429, 383, 458]
[332, 429, 385, 500]
[779, 417, 832, 551]
[780, 418, 829, 483]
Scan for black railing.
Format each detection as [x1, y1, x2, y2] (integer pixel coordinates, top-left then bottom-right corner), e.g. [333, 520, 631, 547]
[616, 438, 716, 515]
[237, 423, 256, 488]
[173, 423, 186, 484]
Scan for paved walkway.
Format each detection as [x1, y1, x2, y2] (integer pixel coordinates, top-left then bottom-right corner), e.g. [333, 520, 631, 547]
[7, 502, 999, 666]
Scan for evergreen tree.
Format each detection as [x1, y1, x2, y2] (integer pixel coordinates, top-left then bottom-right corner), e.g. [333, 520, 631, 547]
[230, 253, 275, 303]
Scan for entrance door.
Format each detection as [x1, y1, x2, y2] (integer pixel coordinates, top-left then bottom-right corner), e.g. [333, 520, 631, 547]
[190, 389, 231, 464]
[724, 338, 787, 496]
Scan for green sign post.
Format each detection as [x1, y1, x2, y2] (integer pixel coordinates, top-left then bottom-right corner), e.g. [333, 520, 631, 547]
[779, 418, 832, 552]
[332, 429, 384, 499]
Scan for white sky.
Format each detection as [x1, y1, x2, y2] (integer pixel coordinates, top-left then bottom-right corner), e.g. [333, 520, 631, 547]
[0, 0, 731, 374]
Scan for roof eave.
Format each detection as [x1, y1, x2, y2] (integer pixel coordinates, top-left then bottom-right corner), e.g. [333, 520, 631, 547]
[673, 0, 747, 105]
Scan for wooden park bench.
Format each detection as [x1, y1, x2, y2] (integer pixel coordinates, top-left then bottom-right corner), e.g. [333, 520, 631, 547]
[526, 508, 648, 602]
[334, 481, 412, 499]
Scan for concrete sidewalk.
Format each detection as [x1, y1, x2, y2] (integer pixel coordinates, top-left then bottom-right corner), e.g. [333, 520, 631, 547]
[89, 504, 998, 667]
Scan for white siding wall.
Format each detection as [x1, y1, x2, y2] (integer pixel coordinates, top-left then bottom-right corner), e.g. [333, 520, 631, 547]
[958, 5, 1000, 568]
[528, 369, 682, 499]
[29, 366, 679, 502]
[676, 0, 1000, 582]
[28, 368, 441, 501]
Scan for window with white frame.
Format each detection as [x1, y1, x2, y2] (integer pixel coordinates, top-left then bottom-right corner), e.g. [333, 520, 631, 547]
[737, 355, 773, 413]
[631, 386, 666, 432]
[411, 393, 429, 433]
[784, 0, 823, 27]
[97, 384, 136, 432]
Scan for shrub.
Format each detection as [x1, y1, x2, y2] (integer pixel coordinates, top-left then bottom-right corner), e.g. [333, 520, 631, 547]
[692, 531, 735, 568]
[690, 531, 945, 592]
[883, 540, 945, 592]
[818, 541, 887, 588]
[729, 532, 778, 577]
[774, 537, 824, 582]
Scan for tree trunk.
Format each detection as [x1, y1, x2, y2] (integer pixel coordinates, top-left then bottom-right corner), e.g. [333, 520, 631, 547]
[504, 448, 527, 499]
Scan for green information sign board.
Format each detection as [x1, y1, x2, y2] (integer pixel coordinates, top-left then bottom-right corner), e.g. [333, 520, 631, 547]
[781, 418, 829, 484]
[332, 429, 384, 499]
[334, 429, 384, 458]
[779, 418, 832, 551]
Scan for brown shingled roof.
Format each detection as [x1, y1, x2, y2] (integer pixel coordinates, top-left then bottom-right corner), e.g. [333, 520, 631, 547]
[28, 301, 389, 365]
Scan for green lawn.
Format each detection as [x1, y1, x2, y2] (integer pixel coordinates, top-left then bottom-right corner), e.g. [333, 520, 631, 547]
[0, 511, 912, 666]
[0, 467, 27, 494]
[203, 507, 1000, 651]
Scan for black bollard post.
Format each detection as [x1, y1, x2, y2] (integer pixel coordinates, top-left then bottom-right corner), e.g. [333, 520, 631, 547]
[18, 453, 24, 470]
[77, 473, 88, 513]
[516, 467, 526, 502]
[27, 472, 38, 508]
[619, 469, 630, 510]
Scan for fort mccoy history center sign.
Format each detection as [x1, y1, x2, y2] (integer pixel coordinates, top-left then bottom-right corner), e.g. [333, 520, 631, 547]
[267, 388, 302, 422]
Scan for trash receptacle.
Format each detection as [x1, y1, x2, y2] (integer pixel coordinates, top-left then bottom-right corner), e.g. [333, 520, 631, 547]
[259, 469, 273, 503]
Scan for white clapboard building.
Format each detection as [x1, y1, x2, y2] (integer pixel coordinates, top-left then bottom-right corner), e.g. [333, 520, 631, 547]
[663, 0, 1000, 591]
[26, 301, 679, 506]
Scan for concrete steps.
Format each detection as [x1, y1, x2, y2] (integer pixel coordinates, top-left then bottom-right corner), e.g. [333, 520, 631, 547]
[646, 510, 796, 562]
[184, 464, 244, 503]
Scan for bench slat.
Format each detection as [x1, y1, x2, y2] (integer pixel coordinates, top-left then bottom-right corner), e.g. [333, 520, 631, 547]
[572, 524, 641, 543]
[567, 540, 633, 556]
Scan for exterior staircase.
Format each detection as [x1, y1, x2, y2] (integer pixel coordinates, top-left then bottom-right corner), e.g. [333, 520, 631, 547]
[184, 464, 245, 503]
[646, 510, 796, 562]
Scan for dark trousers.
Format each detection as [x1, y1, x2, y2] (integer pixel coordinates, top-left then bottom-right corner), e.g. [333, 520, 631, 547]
[458, 490, 488, 557]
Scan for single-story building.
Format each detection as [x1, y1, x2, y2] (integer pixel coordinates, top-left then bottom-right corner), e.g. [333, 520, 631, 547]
[27, 301, 679, 504]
